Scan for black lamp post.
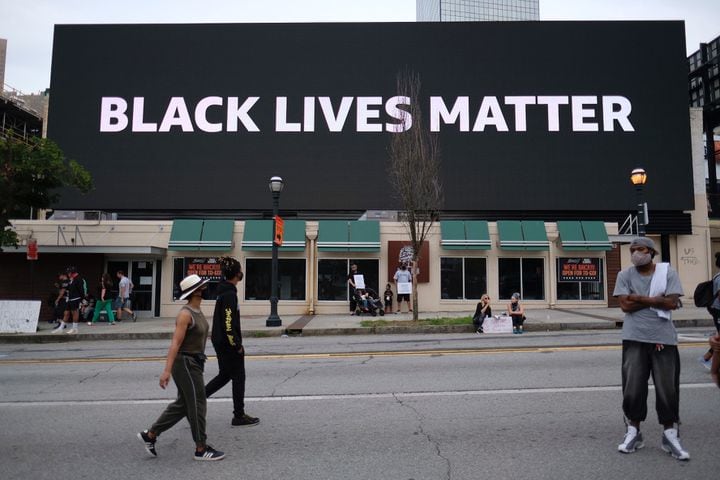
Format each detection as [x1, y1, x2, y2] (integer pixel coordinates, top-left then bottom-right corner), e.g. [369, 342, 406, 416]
[630, 168, 647, 236]
[266, 176, 284, 327]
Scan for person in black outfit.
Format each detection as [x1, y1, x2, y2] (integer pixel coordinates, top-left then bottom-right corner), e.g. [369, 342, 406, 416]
[205, 256, 260, 427]
[347, 263, 361, 314]
[473, 294, 492, 334]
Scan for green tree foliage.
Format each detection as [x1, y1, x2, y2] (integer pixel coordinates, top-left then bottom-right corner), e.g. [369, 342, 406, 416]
[0, 137, 93, 249]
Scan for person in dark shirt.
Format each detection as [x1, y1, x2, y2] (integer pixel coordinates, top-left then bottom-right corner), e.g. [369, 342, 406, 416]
[473, 294, 492, 334]
[205, 256, 259, 427]
[383, 283, 394, 314]
[53, 266, 86, 335]
[347, 263, 361, 314]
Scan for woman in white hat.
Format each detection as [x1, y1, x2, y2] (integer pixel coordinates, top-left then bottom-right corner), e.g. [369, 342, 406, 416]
[136, 274, 225, 461]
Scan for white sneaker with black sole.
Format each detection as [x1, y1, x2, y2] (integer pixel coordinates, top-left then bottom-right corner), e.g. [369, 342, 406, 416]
[618, 426, 644, 453]
[661, 428, 690, 461]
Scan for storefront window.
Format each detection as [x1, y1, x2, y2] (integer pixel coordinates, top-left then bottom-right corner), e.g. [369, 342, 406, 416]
[172, 257, 223, 300]
[244, 259, 306, 301]
[440, 257, 486, 300]
[498, 257, 545, 300]
[556, 258, 605, 300]
[318, 259, 379, 300]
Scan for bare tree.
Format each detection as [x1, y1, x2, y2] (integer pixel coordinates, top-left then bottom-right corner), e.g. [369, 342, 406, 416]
[387, 70, 443, 320]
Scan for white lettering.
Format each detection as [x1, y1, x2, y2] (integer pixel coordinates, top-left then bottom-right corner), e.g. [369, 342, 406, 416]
[318, 97, 353, 132]
[571, 96, 598, 132]
[472, 96, 508, 132]
[385, 96, 411, 133]
[276, 97, 301, 132]
[430, 96, 469, 132]
[536, 96, 569, 132]
[132, 97, 157, 132]
[159, 97, 194, 132]
[195, 96, 223, 133]
[227, 97, 260, 132]
[99, 97, 128, 132]
[303, 97, 315, 132]
[356, 97, 383, 132]
[602, 95, 634, 132]
[504, 96, 536, 132]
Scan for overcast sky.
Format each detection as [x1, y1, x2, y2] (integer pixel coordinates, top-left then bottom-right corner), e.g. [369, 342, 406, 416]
[1, 0, 718, 93]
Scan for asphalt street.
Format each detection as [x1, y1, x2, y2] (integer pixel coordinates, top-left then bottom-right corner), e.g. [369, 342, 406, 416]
[1, 329, 719, 480]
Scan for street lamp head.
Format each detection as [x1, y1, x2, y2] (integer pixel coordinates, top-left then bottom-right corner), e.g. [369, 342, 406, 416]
[630, 168, 647, 186]
[269, 176, 284, 193]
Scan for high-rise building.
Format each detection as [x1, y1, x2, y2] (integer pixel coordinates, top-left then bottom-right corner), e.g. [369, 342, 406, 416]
[417, 0, 539, 21]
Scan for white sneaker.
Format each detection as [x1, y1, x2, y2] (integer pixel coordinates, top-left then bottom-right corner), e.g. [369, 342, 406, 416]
[661, 428, 690, 460]
[51, 325, 65, 333]
[87, 322, 93, 326]
[65, 328, 78, 334]
[618, 426, 644, 453]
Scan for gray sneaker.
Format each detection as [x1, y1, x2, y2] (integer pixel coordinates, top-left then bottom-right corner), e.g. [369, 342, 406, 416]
[618, 426, 644, 453]
[661, 428, 690, 461]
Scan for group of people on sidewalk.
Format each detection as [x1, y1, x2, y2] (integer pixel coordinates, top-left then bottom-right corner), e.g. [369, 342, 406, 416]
[137, 256, 259, 462]
[472, 292, 526, 334]
[51, 267, 136, 334]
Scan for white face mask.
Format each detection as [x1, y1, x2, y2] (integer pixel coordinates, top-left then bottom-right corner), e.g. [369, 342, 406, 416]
[631, 250, 652, 266]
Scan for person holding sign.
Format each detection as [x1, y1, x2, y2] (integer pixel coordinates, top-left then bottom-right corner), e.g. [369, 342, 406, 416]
[347, 263, 363, 315]
[393, 263, 413, 314]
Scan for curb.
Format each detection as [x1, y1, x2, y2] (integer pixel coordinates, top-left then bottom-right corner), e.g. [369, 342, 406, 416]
[0, 318, 713, 344]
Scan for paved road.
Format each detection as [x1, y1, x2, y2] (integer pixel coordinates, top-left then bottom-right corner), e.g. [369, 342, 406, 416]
[1, 330, 718, 479]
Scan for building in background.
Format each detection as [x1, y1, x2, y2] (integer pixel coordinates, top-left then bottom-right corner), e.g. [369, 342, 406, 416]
[417, 0, 539, 21]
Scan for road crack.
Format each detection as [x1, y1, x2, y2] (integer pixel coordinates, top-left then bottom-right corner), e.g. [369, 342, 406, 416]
[270, 366, 314, 396]
[393, 393, 451, 480]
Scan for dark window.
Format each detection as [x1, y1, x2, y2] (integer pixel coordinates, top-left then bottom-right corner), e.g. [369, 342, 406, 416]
[498, 257, 545, 300]
[244, 259, 306, 301]
[318, 259, 379, 300]
[556, 259, 605, 301]
[172, 257, 222, 301]
[440, 257, 487, 300]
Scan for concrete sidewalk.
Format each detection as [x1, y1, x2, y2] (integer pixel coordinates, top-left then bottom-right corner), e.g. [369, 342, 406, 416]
[0, 305, 715, 343]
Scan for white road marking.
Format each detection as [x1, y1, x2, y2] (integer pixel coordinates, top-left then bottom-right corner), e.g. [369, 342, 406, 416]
[0, 383, 714, 407]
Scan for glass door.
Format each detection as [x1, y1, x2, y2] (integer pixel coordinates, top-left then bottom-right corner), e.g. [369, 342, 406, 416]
[105, 260, 154, 317]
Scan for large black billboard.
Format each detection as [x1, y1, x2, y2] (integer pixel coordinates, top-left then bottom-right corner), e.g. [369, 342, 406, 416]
[49, 22, 693, 213]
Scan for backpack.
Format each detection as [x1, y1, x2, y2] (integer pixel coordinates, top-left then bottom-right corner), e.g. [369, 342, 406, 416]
[693, 274, 719, 307]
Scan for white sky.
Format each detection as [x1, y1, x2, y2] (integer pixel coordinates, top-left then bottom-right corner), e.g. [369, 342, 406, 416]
[1, 0, 718, 93]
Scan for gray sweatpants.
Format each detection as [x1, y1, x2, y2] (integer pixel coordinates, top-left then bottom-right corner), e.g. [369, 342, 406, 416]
[151, 354, 207, 445]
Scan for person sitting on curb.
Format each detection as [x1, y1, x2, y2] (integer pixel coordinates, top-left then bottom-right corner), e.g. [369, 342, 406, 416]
[508, 293, 525, 334]
[473, 294, 492, 334]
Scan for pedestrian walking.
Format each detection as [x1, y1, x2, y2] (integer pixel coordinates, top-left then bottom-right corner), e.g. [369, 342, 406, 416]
[699, 252, 720, 369]
[89, 273, 116, 325]
[52, 266, 86, 334]
[508, 293, 525, 334]
[710, 333, 720, 388]
[205, 256, 260, 427]
[613, 237, 689, 461]
[137, 274, 225, 461]
[52, 272, 69, 328]
[116, 270, 137, 321]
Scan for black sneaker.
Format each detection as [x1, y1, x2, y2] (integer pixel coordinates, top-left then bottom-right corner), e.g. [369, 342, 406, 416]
[137, 430, 157, 457]
[231, 413, 260, 427]
[194, 445, 225, 461]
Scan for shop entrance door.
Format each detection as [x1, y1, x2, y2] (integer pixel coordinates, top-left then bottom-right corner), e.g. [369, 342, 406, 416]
[106, 260, 155, 317]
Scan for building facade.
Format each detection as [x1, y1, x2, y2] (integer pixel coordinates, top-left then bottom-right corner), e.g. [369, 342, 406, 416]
[417, 0, 539, 21]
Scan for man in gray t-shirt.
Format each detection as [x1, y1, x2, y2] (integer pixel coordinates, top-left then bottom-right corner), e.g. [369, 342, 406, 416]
[612, 237, 689, 460]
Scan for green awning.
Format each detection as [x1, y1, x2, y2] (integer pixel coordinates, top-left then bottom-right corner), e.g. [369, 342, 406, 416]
[557, 221, 612, 251]
[168, 219, 234, 251]
[581, 221, 612, 251]
[441, 220, 491, 250]
[242, 220, 306, 251]
[498, 220, 549, 251]
[317, 220, 380, 252]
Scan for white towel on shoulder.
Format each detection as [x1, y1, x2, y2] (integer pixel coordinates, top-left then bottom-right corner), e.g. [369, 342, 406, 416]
[649, 262, 671, 320]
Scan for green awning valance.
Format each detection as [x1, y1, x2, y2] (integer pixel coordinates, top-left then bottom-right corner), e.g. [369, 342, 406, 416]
[168, 219, 234, 251]
[441, 220, 491, 250]
[242, 220, 306, 251]
[317, 220, 380, 252]
[498, 220, 549, 251]
[557, 221, 612, 251]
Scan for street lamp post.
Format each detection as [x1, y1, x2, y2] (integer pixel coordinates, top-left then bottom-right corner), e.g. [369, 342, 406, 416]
[266, 176, 284, 327]
[630, 168, 647, 236]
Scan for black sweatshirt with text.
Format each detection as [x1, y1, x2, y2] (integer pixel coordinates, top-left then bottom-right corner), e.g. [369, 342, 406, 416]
[211, 281, 242, 350]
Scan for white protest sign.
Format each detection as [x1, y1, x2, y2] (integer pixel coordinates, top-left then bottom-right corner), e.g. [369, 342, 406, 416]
[353, 274, 365, 289]
[0, 300, 41, 333]
[397, 282, 412, 295]
[481, 315, 513, 333]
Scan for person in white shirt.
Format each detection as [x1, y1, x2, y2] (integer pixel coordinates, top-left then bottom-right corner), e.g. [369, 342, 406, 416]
[116, 270, 137, 321]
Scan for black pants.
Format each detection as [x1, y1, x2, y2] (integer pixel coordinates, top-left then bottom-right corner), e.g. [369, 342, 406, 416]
[205, 346, 246, 418]
[707, 307, 720, 333]
[621, 340, 680, 425]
